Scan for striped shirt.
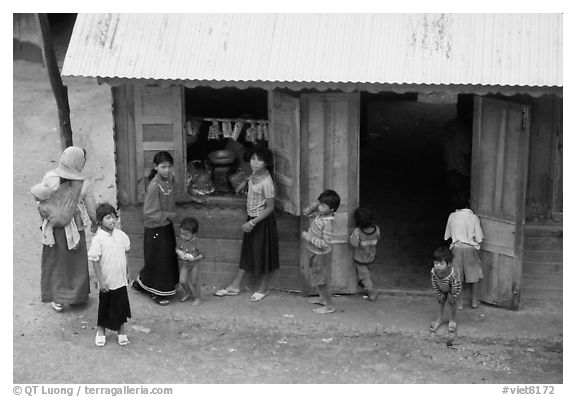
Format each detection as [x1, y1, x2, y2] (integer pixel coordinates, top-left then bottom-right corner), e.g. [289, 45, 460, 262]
[431, 267, 461, 298]
[246, 171, 275, 217]
[304, 213, 335, 255]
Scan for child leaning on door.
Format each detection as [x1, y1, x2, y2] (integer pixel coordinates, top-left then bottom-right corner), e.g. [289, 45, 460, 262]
[349, 205, 380, 301]
[443, 194, 484, 309]
[301, 189, 341, 315]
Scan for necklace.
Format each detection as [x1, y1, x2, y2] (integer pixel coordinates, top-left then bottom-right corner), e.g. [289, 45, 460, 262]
[156, 177, 173, 195]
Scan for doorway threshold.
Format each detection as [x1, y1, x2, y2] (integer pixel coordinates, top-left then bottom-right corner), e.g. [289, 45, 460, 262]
[375, 288, 435, 298]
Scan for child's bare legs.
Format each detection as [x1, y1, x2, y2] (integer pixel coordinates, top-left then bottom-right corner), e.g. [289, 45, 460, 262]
[179, 266, 192, 302]
[456, 286, 464, 310]
[226, 268, 245, 293]
[471, 282, 479, 308]
[256, 272, 271, 294]
[430, 296, 447, 331]
[313, 284, 335, 314]
[189, 264, 201, 305]
[363, 278, 378, 301]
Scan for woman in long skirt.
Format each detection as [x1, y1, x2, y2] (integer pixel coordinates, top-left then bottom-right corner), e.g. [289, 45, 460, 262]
[132, 151, 179, 306]
[34, 146, 98, 312]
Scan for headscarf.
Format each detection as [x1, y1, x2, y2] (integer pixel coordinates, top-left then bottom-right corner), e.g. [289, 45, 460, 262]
[56, 146, 86, 180]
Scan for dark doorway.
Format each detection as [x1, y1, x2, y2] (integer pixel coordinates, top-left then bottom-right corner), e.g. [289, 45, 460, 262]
[359, 93, 461, 291]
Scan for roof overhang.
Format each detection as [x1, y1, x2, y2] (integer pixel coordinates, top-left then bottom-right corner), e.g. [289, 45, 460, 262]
[63, 13, 563, 97]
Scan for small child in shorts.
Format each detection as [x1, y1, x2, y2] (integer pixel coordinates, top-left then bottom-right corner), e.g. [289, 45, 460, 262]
[349, 205, 380, 301]
[176, 217, 204, 305]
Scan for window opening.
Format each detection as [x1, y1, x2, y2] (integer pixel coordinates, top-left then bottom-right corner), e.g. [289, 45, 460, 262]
[184, 87, 269, 199]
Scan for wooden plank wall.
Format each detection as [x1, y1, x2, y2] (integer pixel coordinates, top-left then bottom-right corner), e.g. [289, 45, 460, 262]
[112, 85, 136, 206]
[521, 224, 563, 311]
[525, 95, 563, 221]
[120, 203, 301, 292]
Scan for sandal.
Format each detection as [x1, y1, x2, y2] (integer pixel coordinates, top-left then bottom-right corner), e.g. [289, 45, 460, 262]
[214, 288, 240, 297]
[95, 334, 106, 347]
[117, 334, 130, 346]
[448, 321, 457, 333]
[250, 292, 269, 302]
[51, 302, 63, 312]
[429, 319, 441, 332]
[312, 306, 336, 315]
[152, 296, 170, 306]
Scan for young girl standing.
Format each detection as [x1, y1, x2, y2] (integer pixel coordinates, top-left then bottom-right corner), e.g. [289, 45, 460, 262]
[132, 151, 179, 306]
[215, 144, 279, 302]
[88, 203, 131, 346]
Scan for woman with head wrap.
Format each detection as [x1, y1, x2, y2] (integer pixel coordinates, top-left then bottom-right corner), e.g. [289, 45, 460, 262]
[31, 146, 98, 312]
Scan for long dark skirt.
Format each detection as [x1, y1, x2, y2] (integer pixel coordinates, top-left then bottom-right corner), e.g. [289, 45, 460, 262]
[97, 286, 131, 331]
[239, 214, 279, 276]
[136, 223, 179, 296]
[41, 228, 90, 304]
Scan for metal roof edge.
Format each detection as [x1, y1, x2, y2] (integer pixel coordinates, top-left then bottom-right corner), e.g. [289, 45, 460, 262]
[96, 77, 562, 98]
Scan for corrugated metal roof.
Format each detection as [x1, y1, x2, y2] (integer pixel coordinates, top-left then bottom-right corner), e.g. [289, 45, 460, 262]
[62, 13, 562, 88]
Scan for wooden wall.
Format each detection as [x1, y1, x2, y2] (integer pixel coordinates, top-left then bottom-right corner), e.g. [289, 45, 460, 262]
[120, 203, 302, 292]
[525, 95, 563, 221]
[112, 85, 136, 207]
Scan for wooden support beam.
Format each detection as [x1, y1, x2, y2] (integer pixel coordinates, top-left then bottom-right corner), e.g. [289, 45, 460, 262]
[36, 13, 73, 149]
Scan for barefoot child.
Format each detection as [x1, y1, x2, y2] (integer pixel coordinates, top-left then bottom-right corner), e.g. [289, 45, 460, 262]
[444, 196, 484, 309]
[349, 205, 380, 301]
[429, 246, 461, 335]
[176, 217, 204, 304]
[302, 189, 341, 315]
[88, 203, 131, 347]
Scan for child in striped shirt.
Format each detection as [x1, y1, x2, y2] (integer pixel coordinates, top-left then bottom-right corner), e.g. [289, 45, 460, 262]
[302, 189, 341, 314]
[429, 246, 461, 334]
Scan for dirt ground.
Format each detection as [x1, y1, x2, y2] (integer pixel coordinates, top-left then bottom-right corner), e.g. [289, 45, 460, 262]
[12, 58, 564, 386]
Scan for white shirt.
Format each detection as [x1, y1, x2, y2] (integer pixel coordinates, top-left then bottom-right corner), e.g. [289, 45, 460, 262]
[88, 228, 131, 290]
[444, 209, 483, 250]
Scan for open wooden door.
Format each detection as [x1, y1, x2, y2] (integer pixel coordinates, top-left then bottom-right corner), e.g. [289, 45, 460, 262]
[268, 90, 300, 215]
[133, 86, 185, 202]
[300, 93, 360, 295]
[470, 96, 531, 310]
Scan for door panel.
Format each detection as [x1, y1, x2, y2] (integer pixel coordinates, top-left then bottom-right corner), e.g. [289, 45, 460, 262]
[134, 86, 185, 202]
[300, 93, 360, 294]
[268, 90, 300, 214]
[471, 97, 530, 310]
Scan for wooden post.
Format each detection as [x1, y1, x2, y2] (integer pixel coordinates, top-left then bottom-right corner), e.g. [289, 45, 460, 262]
[35, 13, 73, 149]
